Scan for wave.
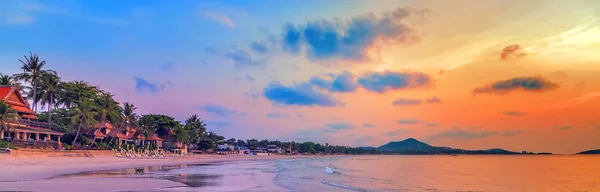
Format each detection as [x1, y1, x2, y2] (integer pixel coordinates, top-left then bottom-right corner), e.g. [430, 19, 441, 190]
[320, 179, 370, 192]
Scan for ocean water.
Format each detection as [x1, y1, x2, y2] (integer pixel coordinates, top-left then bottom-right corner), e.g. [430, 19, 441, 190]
[66, 155, 600, 191]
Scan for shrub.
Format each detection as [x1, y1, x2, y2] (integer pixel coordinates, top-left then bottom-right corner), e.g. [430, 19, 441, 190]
[96, 142, 107, 150]
[0, 140, 13, 149]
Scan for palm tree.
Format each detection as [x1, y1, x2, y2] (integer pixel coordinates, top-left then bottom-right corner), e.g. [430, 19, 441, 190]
[108, 102, 138, 145]
[38, 73, 65, 124]
[184, 114, 207, 145]
[71, 99, 98, 146]
[88, 94, 121, 148]
[138, 115, 158, 145]
[171, 124, 190, 147]
[12, 52, 57, 113]
[0, 101, 19, 139]
[0, 74, 13, 85]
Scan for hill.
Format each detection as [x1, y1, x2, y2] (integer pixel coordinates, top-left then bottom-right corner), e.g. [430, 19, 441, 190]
[577, 149, 600, 154]
[378, 138, 436, 152]
[377, 138, 536, 155]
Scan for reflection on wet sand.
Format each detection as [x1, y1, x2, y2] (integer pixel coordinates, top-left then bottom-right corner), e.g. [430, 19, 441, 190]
[54, 163, 224, 188]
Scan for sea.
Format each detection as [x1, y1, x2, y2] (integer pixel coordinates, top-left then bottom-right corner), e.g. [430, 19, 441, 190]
[65, 155, 600, 192]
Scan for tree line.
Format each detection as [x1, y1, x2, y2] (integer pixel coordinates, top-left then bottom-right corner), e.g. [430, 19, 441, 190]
[0, 52, 377, 154]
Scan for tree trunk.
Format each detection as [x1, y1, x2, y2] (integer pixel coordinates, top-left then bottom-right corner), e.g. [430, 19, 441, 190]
[89, 114, 106, 149]
[108, 122, 122, 146]
[72, 123, 82, 146]
[48, 95, 52, 124]
[32, 77, 37, 113]
[88, 122, 103, 149]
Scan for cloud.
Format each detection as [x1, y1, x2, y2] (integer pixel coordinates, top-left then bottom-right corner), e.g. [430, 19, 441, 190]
[504, 111, 527, 116]
[262, 81, 341, 107]
[500, 44, 527, 60]
[556, 126, 573, 130]
[267, 112, 289, 119]
[296, 123, 354, 138]
[296, 128, 337, 136]
[385, 129, 408, 136]
[425, 96, 442, 103]
[435, 128, 495, 140]
[224, 49, 266, 68]
[245, 74, 255, 82]
[133, 77, 166, 93]
[309, 71, 358, 93]
[501, 130, 523, 137]
[473, 76, 559, 94]
[2, 2, 128, 26]
[249, 42, 269, 54]
[203, 11, 235, 28]
[297, 114, 305, 118]
[392, 98, 422, 106]
[279, 8, 425, 62]
[357, 71, 434, 93]
[574, 81, 586, 87]
[566, 91, 600, 105]
[205, 121, 232, 128]
[424, 122, 439, 127]
[397, 119, 421, 124]
[363, 123, 376, 128]
[199, 104, 246, 117]
[326, 123, 353, 130]
[243, 89, 260, 99]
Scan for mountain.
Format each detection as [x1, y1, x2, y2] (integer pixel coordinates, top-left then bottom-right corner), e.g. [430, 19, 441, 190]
[376, 138, 536, 155]
[378, 138, 435, 152]
[577, 149, 600, 154]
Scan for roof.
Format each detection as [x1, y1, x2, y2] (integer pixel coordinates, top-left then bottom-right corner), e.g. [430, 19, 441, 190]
[13, 126, 65, 136]
[93, 122, 114, 129]
[0, 85, 31, 109]
[22, 114, 38, 120]
[0, 85, 37, 118]
[137, 134, 163, 141]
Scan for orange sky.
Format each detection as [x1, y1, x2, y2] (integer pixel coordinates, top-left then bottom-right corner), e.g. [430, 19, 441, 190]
[1, 0, 599, 154]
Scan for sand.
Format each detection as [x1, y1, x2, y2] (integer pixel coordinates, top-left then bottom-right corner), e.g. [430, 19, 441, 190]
[0, 153, 304, 192]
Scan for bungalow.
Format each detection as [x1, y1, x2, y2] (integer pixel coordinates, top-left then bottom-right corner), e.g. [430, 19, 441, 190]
[87, 123, 164, 148]
[217, 144, 235, 151]
[0, 85, 64, 148]
[267, 144, 282, 154]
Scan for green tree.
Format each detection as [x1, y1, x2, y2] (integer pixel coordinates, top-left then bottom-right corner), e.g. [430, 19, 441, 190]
[171, 124, 190, 146]
[89, 93, 121, 148]
[0, 74, 13, 85]
[0, 101, 19, 139]
[138, 114, 159, 142]
[60, 81, 100, 108]
[108, 102, 138, 145]
[184, 114, 207, 144]
[71, 99, 98, 146]
[37, 73, 65, 124]
[12, 52, 57, 112]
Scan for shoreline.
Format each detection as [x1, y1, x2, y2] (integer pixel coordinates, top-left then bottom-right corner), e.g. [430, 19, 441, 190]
[0, 154, 309, 192]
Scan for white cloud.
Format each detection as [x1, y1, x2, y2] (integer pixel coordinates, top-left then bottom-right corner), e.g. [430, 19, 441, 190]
[203, 11, 236, 28]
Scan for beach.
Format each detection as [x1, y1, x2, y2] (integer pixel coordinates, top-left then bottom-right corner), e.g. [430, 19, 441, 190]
[0, 153, 304, 192]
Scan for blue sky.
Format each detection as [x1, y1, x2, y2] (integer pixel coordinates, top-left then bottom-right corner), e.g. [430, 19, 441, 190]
[2, 0, 600, 153]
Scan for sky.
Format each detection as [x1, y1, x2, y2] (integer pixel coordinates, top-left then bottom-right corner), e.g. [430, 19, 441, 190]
[1, 0, 600, 154]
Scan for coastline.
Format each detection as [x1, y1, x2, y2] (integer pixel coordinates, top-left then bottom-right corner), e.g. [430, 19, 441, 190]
[0, 154, 308, 192]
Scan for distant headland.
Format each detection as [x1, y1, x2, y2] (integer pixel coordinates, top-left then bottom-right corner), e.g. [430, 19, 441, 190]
[577, 149, 600, 154]
[361, 138, 554, 155]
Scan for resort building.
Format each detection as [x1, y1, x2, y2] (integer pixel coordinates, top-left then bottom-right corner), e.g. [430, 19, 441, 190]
[267, 144, 283, 154]
[0, 85, 64, 147]
[86, 123, 164, 148]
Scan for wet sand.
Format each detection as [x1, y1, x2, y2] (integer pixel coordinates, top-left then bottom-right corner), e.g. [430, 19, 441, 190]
[0, 153, 304, 192]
